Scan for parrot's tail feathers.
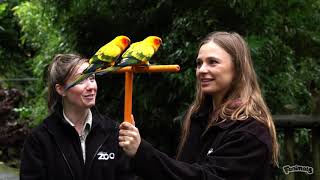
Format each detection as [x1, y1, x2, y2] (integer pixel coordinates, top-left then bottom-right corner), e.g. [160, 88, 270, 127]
[83, 64, 98, 74]
[113, 56, 122, 66]
[95, 66, 121, 76]
[63, 73, 92, 91]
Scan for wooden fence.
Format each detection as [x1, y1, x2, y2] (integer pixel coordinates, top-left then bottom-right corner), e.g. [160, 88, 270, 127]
[274, 115, 320, 180]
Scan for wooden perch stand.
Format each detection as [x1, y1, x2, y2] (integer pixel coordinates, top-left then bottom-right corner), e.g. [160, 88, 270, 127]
[110, 65, 180, 124]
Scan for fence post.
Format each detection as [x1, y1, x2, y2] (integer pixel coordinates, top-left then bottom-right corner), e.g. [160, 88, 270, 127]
[284, 128, 295, 180]
[312, 127, 320, 180]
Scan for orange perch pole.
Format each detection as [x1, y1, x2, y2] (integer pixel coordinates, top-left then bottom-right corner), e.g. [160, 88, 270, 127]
[124, 72, 133, 124]
[122, 65, 180, 124]
[103, 65, 180, 124]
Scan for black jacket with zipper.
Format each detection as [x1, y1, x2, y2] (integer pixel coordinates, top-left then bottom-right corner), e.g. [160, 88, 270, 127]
[131, 109, 274, 180]
[20, 106, 134, 180]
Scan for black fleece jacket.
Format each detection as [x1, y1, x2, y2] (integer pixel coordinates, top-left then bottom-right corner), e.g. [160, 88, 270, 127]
[20, 106, 134, 180]
[131, 111, 274, 180]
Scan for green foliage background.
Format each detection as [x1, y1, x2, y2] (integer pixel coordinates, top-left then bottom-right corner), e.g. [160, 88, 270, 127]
[1, 0, 319, 179]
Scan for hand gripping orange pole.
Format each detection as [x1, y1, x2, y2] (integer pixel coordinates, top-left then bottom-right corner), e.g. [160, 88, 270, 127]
[110, 65, 180, 124]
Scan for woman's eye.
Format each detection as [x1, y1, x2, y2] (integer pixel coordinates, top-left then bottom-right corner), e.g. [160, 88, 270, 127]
[88, 74, 96, 81]
[196, 60, 202, 68]
[75, 74, 95, 85]
[208, 59, 217, 65]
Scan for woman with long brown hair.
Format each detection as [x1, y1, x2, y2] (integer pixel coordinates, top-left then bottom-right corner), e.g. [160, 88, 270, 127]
[119, 31, 279, 180]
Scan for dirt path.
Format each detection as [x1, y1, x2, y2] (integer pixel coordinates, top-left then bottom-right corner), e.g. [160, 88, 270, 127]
[0, 163, 18, 180]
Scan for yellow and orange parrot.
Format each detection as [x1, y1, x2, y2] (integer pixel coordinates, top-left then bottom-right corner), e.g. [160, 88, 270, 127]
[96, 36, 162, 74]
[64, 35, 131, 90]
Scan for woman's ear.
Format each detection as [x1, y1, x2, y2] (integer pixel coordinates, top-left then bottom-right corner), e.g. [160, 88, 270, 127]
[55, 84, 66, 96]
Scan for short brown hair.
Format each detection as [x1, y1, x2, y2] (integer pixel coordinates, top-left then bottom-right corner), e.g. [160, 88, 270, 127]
[47, 54, 88, 113]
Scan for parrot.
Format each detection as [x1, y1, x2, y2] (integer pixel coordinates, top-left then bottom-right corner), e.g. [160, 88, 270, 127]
[96, 36, 162, 75]
[64, 35, 131, 90]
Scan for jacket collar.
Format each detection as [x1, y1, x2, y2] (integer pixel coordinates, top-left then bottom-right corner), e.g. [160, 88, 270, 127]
[214, 119, 238, 129]
[191, 107, 238, 130]
[42, 104, 117, 173]
[43, 104, 113, 135]
[62, 108, 93, 130]
[191, 97, 249, 130]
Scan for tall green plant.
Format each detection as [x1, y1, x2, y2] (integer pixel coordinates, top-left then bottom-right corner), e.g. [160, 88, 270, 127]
[0, 0, 29, 84]
[12, 0, 75, 125]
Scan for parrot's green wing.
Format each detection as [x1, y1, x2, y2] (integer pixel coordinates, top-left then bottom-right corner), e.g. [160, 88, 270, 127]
[84, 43, 123, 74]
[121, 42, 155, 63]
[83, 61, 105, 74]
[96, 44, 122, 62]
[116, 57, 142, 67]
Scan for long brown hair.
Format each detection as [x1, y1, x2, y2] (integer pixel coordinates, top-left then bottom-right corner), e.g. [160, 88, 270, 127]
[177, 32, 279, 166]
[47, 54, 88, 113]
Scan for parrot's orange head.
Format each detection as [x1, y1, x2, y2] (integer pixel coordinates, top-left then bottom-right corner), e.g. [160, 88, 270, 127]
[116, 35, 131, 50]
[145, 36, 162, 51]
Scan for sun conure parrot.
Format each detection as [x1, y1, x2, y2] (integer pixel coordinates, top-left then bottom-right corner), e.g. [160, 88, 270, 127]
[96, 36, 162, 75]
[64, 35, 131, 90]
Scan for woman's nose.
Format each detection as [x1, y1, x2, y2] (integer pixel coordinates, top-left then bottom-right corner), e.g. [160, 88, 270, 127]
[198, 63, 209, 73]
[85, 79, 97, 90]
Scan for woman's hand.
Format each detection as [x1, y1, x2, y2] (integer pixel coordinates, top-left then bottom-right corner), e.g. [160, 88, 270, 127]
[119, 116, 141, 157]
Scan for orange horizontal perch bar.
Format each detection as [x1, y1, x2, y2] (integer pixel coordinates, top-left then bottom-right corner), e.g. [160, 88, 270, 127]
[114, 64, 180, 73]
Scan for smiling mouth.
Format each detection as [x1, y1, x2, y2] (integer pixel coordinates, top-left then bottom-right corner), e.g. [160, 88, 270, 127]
[199, 78, 215, 87]
[200, 78, 214, 82]
[83, 94, 95, 99]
